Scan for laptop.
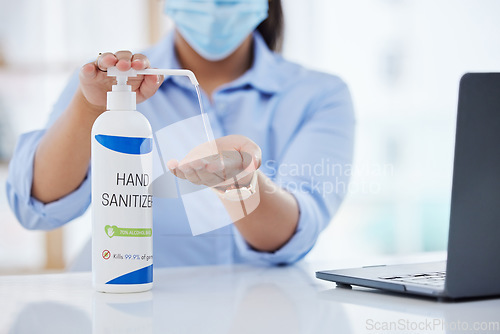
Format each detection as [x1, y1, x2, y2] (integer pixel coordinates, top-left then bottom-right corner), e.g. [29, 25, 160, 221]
[316, 73, 500, 301]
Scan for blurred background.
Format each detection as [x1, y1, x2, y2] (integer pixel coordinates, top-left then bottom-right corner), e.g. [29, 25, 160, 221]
[0, 0, 499, 274]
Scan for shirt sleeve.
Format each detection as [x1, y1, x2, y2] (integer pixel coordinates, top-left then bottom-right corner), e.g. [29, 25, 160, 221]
[5, 71, 91, 230]
[233, 76, 355, 265]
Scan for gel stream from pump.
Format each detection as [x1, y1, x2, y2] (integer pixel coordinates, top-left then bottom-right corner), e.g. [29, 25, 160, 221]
[195, 85, 218, 155]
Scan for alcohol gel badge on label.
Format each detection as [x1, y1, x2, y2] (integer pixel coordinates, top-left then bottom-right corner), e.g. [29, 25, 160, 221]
[105, 225, 152, 238]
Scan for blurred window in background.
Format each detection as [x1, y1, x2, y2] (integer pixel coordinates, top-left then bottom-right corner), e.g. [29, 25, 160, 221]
[285, 0, 500, 261]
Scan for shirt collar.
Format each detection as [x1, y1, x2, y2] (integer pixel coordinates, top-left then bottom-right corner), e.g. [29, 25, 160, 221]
[226, 31, 284, 95]
[147, 30, 284, 94]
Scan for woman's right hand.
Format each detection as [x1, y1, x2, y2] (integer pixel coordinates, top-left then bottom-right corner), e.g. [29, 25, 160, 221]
[79, 51, 163, 112]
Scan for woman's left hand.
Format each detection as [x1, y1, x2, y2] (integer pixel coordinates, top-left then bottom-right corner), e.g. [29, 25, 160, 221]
[167, 135, 261, 189]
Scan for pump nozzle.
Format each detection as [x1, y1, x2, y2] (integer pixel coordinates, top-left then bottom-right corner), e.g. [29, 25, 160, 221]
[105, 66, 199, 111]
[107, 66, 199, 86]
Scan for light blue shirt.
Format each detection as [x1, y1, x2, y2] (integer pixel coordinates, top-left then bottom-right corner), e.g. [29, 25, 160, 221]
[6, 31, 355, 267]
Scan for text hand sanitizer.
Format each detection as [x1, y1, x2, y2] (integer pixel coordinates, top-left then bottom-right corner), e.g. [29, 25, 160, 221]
[91, 68, 154, 293]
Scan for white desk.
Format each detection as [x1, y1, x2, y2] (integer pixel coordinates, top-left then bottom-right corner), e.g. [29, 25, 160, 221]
[1, 256, 500, 334]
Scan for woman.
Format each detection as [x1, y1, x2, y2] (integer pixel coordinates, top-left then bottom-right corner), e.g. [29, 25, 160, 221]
[7, 0, 354, 267]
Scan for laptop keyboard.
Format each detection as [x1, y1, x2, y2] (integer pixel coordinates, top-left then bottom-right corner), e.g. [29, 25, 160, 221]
[379, 271, 446, 288]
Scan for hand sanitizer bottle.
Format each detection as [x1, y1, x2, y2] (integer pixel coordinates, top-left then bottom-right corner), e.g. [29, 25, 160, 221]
[91, 68, 154, 293]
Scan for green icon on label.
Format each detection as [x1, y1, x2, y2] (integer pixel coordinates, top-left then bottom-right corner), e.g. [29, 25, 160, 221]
[105, 225, 152, 238]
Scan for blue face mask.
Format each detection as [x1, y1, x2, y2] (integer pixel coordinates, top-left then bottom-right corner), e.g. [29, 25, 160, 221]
[164, 0, 269, 61]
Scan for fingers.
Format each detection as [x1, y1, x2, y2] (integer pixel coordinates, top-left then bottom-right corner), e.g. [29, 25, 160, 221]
[95, 51, 154, 73]
[168, 159, 205, 186]
[135, 71, 164, 102]
[94, 51, 135, 73]
[131, 53, 150, 70]
[240, 150, 256, 174]
[167, 159, 184, 179]
[212, 151, 241, 179]
[169, 154, 224, 187]
[96, 52, 118, 71]
[80, 63, 98, 80]
[81, 51, 113, 81]
[171, 157, 207, 185]
[79, 50, 158, 109]
[167, 135, 263, 189]
[192, 165, 226, 187]
[231, 135, 262, 170]
[81, 52, 117, 82]
[179, 165, 204, 185]
[202, 150, 254, 180]
[132, 53, 163, 100]
[114, 50, 133, 71]
[170, 150, 255, 188]
[128, 53, 163, 101]
[89, 51, 161, 102]
[203, 153, 225, 174]
[178, 160, 225, 187]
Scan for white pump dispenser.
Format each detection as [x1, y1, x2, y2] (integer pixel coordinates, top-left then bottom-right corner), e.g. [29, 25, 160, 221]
[106, 67, 198, 111]
[91, 66, 198, 293]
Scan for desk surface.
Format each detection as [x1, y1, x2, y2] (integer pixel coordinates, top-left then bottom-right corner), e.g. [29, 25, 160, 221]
[1, 254, 500, 334]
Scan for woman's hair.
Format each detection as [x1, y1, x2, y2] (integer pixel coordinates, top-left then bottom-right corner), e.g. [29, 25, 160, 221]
[257, 0, 284, 52]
